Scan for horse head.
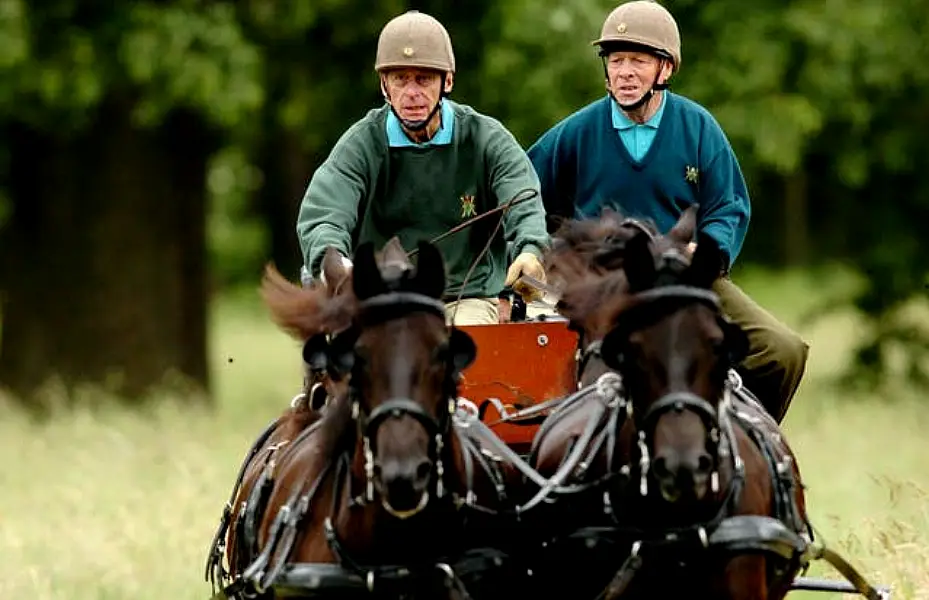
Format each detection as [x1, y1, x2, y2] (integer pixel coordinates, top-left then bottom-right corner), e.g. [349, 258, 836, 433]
[313, 238, 476, 519]
[600, 207, 749, 504]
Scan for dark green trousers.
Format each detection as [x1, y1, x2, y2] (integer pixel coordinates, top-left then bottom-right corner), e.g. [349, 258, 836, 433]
[712, 277, 810, 424]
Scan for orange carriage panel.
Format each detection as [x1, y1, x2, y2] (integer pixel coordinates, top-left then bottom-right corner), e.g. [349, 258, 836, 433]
[457, 321, 579, 454]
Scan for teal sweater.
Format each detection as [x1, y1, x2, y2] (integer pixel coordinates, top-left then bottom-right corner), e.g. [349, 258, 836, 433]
[527, 93, 751, 269]
[296, 100, 549, 299]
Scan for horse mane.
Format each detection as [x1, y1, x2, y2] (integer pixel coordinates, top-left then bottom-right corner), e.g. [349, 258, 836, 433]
[556, 271, 628, 323]
[545, 210, 659, 285]
[260, 265, 357, 341]
[545, 210, 661, 333]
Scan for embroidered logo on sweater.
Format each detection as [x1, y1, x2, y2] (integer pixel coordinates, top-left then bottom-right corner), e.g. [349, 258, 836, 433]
[460, 195, 476, 219]
[685, 165, 700, 185]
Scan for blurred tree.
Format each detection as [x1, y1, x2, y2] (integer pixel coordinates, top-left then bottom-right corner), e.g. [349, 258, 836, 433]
[0, 1, 262, 404]
[0, 0, 925, 401]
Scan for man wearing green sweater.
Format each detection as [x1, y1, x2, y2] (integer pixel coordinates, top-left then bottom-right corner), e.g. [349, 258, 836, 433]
[296, 10, 550, 325]
[526, 1, 809, 423]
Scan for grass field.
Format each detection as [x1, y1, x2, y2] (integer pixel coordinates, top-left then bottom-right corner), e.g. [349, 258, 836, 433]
[1, 267, 927, 599]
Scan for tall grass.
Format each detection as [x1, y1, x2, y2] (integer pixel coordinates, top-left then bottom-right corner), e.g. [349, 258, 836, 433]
[1, 267, 926, 599]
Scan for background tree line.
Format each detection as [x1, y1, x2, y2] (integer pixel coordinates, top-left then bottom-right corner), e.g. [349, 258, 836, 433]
[0, 0, 925, 405]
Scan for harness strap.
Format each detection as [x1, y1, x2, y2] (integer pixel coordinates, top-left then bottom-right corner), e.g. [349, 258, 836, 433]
[204, 415, 285, 592]
[807, 546, 890, 600]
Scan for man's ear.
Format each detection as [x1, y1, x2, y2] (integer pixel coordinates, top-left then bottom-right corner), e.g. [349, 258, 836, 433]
[658, 60, 674, 86]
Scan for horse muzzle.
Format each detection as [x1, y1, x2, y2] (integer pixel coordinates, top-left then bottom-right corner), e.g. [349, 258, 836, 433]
[652, 446, 714, 503]
[374, 456, 434, 519]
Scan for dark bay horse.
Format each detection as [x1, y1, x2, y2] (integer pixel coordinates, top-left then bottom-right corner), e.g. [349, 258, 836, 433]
[207, 239, 530, 600]
[520, 206, 807, 599]
[527, 208, 885, 600]
[588, 220, 813, 600]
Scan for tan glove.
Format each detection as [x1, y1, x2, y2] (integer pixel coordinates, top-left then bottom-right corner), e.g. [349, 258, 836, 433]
[505, 252, 546, 302]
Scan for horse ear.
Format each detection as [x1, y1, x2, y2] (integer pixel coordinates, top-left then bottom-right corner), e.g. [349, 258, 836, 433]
[622, 230, 656, 293]
[599, 325, 628, 372]
[668, 203, 699, 245]
[718, 316, 749, 366]
[448, 327, 477, 372]
[412, 241, 447, 299]
[380, 236, 411, 270]
[302, 334, 330, 371]
[685, 232, 723, 289]
[352, 242, 387, 300]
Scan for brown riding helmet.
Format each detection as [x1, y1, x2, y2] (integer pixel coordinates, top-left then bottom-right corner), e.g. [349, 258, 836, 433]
[592, 1, 681, 73]
[375, 11, 456, 74]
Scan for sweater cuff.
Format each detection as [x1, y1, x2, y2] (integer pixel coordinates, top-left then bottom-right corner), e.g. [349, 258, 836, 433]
[699, 224, 732, 274]
[516, 243, 544, 260]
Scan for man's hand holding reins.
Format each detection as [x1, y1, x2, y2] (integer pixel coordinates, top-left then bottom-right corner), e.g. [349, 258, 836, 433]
[505, 252, 546, 302]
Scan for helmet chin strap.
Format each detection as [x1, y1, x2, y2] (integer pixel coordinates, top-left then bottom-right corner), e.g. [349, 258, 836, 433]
[390, 100, 442, 132]
[382, 73, 447, 135]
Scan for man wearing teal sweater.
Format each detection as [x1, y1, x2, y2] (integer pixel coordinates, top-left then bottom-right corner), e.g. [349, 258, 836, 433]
[296, 10, 550, 325]
[527, 0, 808, 423]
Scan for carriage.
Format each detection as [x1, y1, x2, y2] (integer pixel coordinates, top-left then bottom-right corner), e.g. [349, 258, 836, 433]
[205, 224, 891, 600]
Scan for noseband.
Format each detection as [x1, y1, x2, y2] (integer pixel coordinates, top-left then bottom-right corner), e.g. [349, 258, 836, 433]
[606, 280, 739, 497]
[349, 291, 458, 502]
[620, 283, 727, 427]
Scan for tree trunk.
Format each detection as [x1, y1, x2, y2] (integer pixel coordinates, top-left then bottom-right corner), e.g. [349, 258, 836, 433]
[783, 169, 809, 266]
[254, 127, 310, 279]
[0, 98, 215, 405]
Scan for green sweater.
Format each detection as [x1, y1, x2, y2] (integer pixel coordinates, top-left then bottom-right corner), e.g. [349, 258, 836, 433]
[296, 100, 549, 300]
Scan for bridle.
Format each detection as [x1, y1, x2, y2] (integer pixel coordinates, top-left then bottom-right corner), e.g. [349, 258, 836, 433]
[601, 250, 745, 499]
[346, 290, 462, 506]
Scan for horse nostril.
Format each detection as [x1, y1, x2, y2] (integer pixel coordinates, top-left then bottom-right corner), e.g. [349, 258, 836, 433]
[415, 460, 433, 482]
[696, 453, 713, 474]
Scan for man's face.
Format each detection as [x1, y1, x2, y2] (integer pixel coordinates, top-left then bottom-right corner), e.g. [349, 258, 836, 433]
[381, 68, 452, 122]
[605, 50, 671, 105]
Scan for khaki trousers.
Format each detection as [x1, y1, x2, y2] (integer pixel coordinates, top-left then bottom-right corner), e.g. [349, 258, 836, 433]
[444, 298, 499, 326]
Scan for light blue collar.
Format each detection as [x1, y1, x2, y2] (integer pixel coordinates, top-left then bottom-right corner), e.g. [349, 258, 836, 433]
[610, 91, 666, 131]
[386, 100, 455, 147]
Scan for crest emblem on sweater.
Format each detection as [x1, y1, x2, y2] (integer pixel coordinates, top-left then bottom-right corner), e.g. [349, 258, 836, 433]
[460, 195, 476, 219]
[685, 165, 700, 185]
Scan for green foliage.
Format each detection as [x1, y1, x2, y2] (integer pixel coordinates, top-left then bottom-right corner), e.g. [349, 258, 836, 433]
[120, 3, 264, 129]
[0, 0, 263, 132]
[0, 0, 926, 387]
[479, 0, 605, 144]
[206, 148, 268, 288]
